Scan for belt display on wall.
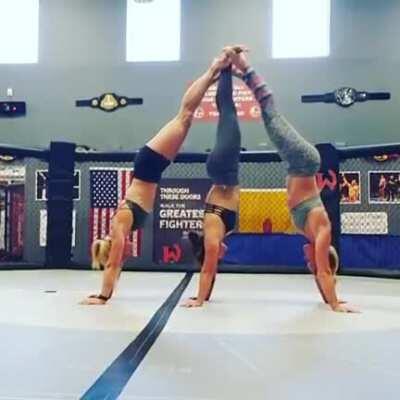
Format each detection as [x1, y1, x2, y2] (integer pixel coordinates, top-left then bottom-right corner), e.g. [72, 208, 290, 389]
[301, 87, 391, 108]
[76, 93, 143, 112]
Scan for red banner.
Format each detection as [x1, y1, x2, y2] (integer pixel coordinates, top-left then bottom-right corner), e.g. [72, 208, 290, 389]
[194, 80, 261, 122]
[9, 185, 24, 258]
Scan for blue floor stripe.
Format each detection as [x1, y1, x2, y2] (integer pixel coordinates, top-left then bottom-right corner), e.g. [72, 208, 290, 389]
[80, 272, 193, 400]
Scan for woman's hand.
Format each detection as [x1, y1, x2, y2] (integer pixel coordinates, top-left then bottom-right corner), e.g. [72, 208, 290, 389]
[332, 303, 361, 313]
[210, 51, 232, 80]
[79, 294, 108, 305]
[231, 64, 244, 79]
[181, 297, 204, 308]
[224, 45, 251, 72]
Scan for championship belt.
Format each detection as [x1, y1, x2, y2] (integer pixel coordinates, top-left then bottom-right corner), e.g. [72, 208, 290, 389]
[301, 87, 390, 108]
[76, 93, 143, 112]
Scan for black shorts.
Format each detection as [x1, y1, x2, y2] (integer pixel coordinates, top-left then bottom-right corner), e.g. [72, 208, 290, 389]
[125, 199, 149, 230]
[205, 203, 237, 233]
[133, 146, 171, 183]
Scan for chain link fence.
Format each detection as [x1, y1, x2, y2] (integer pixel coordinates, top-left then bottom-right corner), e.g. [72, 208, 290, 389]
[1, 143, 399, 275]
[70, 156, 291, 267]
[0, 154, 48, 267]
[338, 149, 400, 273]
[339, 155, 400, 236]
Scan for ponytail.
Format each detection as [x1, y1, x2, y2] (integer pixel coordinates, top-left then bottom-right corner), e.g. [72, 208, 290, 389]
[91, 238, 111, 270]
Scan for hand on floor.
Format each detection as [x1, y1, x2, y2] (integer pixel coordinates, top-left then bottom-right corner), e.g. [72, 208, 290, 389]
[332, 303, 361, 313]
[181, 297, 204, 308]
[79, 295, 108, 305]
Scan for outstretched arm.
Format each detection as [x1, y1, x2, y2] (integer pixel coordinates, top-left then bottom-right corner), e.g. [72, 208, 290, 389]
[80, 223, 125, 305]
[179, 54, 229, 117]
[178, 49, 236, 122]
[146, 50, 233, 161]
[182, 238, 219, 308]
[198, 239, 220, 301]
[314, 227, 359, 313]
[314, 227, 339, 308]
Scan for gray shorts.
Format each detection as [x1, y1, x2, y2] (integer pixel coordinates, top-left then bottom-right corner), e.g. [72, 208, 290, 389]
[290, 195, 323, 231]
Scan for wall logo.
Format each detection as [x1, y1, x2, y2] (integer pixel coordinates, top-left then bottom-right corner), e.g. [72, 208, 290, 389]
[316, 170, 337, 191]
[162, 244, 182, 263]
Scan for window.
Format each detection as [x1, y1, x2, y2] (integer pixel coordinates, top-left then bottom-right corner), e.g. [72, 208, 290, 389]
[272, 0, 330, 59]
[0, 0, 39, 63]
[126, 0, 181, 62]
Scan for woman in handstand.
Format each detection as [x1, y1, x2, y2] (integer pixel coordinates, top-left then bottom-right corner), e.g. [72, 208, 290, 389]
[81, 51, 231, 305]
[182, 62, 242, 307]
[231, 48, 358, 313]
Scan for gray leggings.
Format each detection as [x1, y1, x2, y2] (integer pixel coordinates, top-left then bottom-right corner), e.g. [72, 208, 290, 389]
[206, 67, 241, 186]
[262, 109, 321, 176]
[243, 69, 320, 177]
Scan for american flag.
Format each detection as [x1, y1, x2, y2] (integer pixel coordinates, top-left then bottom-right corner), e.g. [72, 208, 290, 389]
[89, 168, 141, 257]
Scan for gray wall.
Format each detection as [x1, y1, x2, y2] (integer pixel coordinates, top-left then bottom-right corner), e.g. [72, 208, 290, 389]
[0, 0, 399, 151]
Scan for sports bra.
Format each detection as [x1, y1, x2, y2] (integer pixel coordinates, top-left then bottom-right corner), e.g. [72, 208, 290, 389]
[205, 203, 237, 234]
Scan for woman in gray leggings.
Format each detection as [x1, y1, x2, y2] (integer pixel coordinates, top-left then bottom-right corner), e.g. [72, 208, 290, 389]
[182, 61, 241, 308]
[230, 47, 358, 313]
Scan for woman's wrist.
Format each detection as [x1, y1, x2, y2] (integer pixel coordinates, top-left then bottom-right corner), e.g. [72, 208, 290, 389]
[330, 301, 341, 310]
[206, 66, 218, 82]
[243, 64, 253, 73]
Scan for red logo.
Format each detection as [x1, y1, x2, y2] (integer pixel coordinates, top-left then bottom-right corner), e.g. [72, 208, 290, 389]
[162, 244, 182, 263]
[316, 169, 337, 191]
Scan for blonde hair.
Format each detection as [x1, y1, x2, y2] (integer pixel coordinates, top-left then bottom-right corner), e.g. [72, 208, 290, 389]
[91, 238, 112, 270]
[328, 245, 339, 274]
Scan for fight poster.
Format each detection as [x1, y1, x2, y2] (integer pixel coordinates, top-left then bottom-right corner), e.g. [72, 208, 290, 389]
[9, 186, 24, 258]
[193, 80, 261, 122]
[153, 178, 211, 265]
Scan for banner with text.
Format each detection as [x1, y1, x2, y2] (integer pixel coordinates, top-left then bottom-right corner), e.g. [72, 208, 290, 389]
[193, 80, 261, 122]
[153, 178, 211, 265]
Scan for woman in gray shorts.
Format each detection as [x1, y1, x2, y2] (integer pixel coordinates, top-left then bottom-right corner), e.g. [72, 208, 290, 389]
[230, 47, 358, 313]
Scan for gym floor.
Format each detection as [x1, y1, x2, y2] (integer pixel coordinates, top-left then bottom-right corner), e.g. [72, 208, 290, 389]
[0, 270, 399, 400]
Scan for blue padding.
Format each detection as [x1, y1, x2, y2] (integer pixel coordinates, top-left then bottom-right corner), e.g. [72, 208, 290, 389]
[224, 233, 308, 266]
[340, 234, 400, 270]
[223, 233, 400, 271]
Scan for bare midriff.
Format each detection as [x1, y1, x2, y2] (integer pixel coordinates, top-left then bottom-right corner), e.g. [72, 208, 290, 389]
[205, 184, 240, 211]
[287, 176, 320, 210]
[124, 178, 158, 212]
